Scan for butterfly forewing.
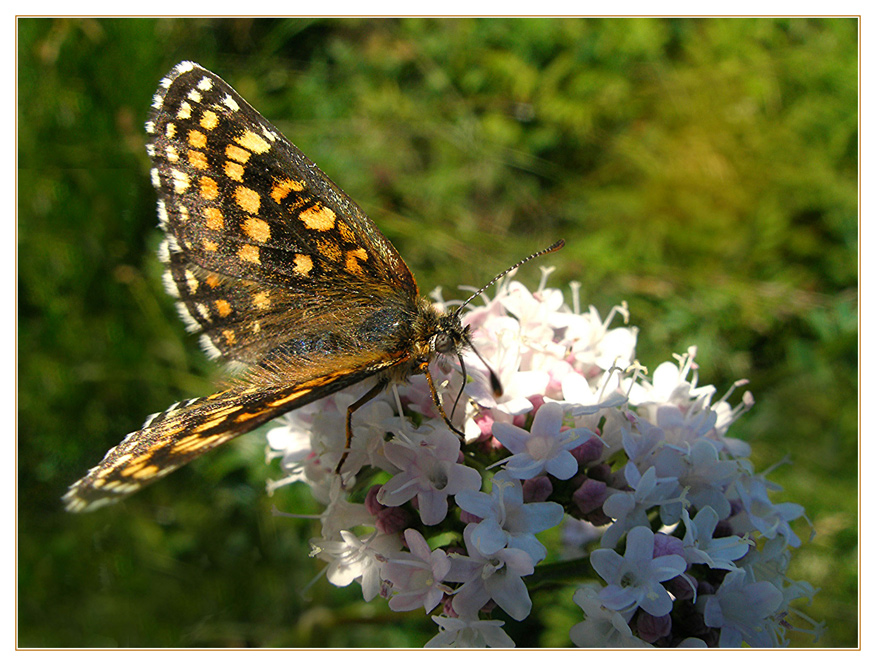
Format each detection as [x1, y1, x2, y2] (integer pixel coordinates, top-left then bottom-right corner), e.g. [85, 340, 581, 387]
[146, 61, 419, 365]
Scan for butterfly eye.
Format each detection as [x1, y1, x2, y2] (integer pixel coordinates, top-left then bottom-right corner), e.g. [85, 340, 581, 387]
[432, 331, 456, 354]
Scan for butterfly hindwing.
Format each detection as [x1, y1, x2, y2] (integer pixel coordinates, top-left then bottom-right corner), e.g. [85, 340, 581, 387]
[62, 361, 396, 512]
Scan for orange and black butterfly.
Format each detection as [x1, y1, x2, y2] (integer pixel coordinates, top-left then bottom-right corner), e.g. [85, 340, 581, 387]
[63, 62, 562, 513]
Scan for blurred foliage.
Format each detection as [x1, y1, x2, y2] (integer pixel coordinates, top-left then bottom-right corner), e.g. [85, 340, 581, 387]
[18, 17, 857, 647]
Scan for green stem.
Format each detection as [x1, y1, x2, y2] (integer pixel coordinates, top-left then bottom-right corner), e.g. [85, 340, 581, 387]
[529, 557, 596, 590]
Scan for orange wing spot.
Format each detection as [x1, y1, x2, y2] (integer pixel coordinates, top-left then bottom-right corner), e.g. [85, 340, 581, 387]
[131, 464, 161, 480]
[238, 244, 261, 264]
[203, 239, 218, 252]
[169, 434, 211, 455]
[299, 203, 337, 231]
[241, 217, 271, 243]
[271, 178, 305, 203]
[214, 299, 232, 317]
[187, 129, 207, 148]
[222, 329, 237, 345]
[337, 221, 356, 243]
[235, 129, 271, 154]
[204, 207, 224, 229]
[267, 387, 314, 408]
[205, 275, 221, 289]
[200, 109, 219, 130]
[234, 186, 261, 214]
[200, 176, 219, 200]
[293, 253, 313, 276]
[119, 455, 153, 477]
[316, 238, 341, 263]
[192, 414, 231, 433]
[225, 161, 245, 182]
[345, 247, 369, 275]
[252, 291, 271, 309]
[188, 150, 209, 170]
[225, 144, 251, 163]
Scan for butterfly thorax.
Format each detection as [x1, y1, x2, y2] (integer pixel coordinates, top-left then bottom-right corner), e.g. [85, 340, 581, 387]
[381, 298, 467, 382]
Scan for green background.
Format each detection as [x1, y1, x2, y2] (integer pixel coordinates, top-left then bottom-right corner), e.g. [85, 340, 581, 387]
[18, 17, 858, 647]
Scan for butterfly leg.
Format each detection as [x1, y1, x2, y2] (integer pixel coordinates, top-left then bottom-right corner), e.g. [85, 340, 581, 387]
[421, 360, 465, 440]
[335, 379, 390, 476]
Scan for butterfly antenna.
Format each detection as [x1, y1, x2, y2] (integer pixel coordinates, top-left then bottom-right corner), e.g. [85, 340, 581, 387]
[453, 239, 565, 316]
[454, 239, 565, 402]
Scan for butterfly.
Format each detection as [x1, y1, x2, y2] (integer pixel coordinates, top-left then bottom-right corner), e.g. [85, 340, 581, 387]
[63, 61, 563, 513]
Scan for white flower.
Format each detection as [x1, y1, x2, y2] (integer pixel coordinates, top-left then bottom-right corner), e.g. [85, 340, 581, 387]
[728, 469, 806, 548]
[590, 525, 687, 617]
[651, 438, 739, 519]
[554, 301, 636, 374]
[425, 615, 515, 648]
[703, 568, 784, 647]
[447, 523, 535, 621]
[310, 530, 401, 602]
[682, 506, 751, 570]
[492, 402, 588, 480]
[455, 471, 563, 564]
[377, 428, 481, 525]
[382, 529, 452, 613]
[462, 315, 551, 417]
[569, 585, 651, 647]
[601, 465, 682, 548]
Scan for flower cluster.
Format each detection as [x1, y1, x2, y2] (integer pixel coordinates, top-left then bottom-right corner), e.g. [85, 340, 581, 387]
[266, 269, 821, 648]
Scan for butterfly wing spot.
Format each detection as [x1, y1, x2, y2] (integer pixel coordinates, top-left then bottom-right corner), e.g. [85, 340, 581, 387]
[225, 145, 251, 163]
[200, 109, 219, 130]
[200, 176, 219, 200]
[270, 178, 305, 203]
[171, 169, 190, 194]
[204, 207, 224, 229]
[316, 239, 341, 263]
[241, 217, 271, 243]
[237, 244, 261, 264]
[221, 93, 240, 112]
[298, 203, 336, 231]
[292, 254, 313, 276]
[188, 129, 207, 148]
[234, 186, 261, 214]
[235, 129, 271, 154]
[225, 160, 245, 182]
[345, 248, 369, 276]
[214, 299, 232, 317]
[188, 150, 209, 171]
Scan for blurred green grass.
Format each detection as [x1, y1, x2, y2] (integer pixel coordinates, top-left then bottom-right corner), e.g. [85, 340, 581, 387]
[18, 17, 857, 647]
